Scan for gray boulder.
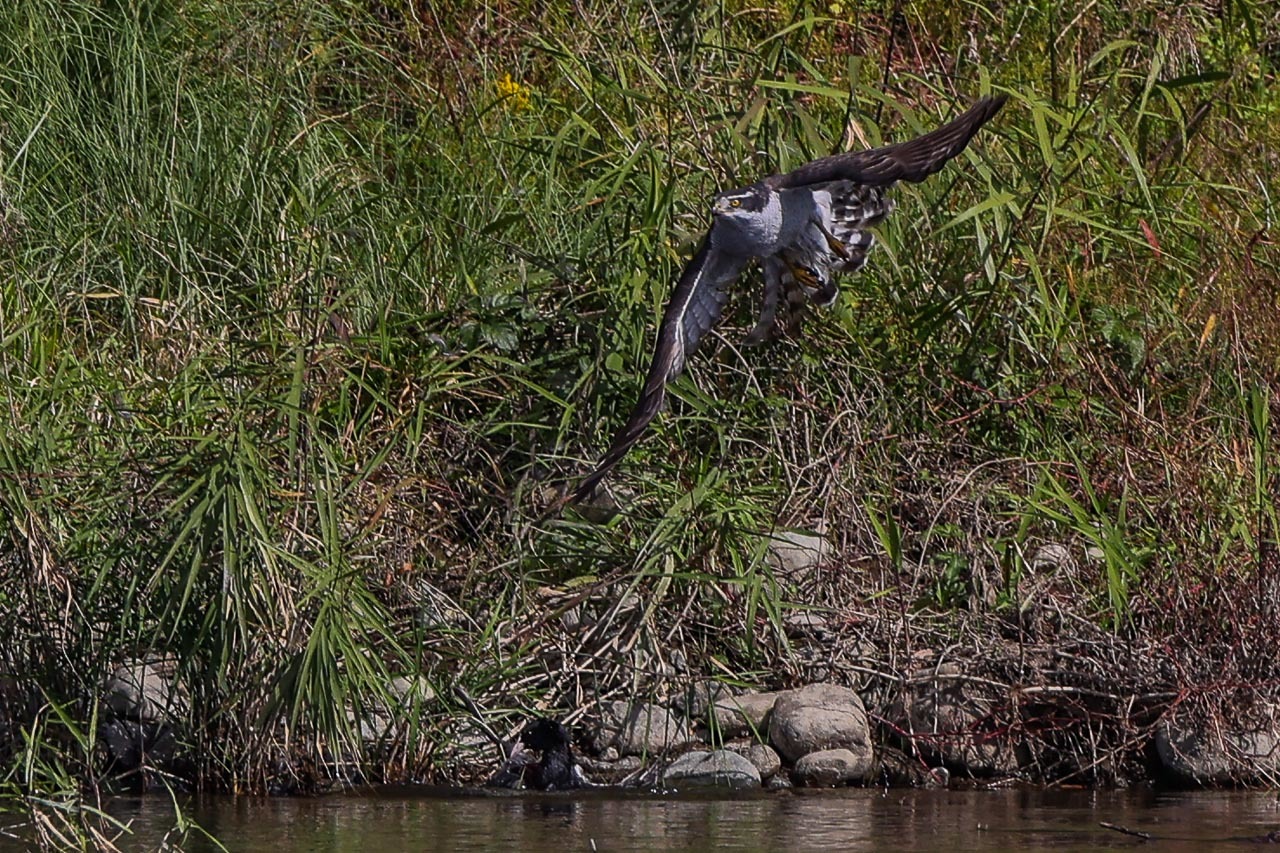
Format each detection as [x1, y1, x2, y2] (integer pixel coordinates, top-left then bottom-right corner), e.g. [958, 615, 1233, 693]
[766, 773, 793, 790]
[893, 662, 1020, 776]
[591, 700, 633, 754]
[662, 750, 761, 790]
[617, 703, 689, 756]
[704, 691, 782, 740]
[684, 680, 732, 720]
[1031, 542, 1073, 571]
[794, 748, 869, 786]
[389, 674, 436, 706]
[784, 612, 830, 640]
[738, 743, 781, 779]
[769, 683, 872, 770]
[104, 658, 186, 724]
[578, 754, 643, 784]
[1156, 711, 1280, 784]
[763, 530, 831, 579]
[737, 692, 782, 730]
[101, 658, 187, 788]
[353, 675, 439, 742]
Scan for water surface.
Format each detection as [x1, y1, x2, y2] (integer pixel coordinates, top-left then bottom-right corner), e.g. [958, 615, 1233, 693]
[9, 787, 1280, 851]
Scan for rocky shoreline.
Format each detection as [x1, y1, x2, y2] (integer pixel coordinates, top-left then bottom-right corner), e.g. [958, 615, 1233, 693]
[97, 653, 1280, 794]
[552, 678, 1280, 791]
[14, 522, 1274, 796]
[96, 632, 1280, 793]
[78, 528, 1280, 793]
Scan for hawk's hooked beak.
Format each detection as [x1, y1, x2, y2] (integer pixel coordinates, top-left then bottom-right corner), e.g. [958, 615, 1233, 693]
[711, 198, 728, 216]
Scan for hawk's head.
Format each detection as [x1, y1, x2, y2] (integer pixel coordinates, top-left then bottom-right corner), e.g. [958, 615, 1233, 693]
[712, 182, 773, 215]
[710, 182, 781, 254]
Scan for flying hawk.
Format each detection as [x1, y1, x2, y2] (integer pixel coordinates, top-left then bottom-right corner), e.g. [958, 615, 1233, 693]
[572, 94, 1007, 503]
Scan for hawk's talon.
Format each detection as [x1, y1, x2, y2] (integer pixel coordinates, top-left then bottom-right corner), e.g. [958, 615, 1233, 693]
[787, 262, 838, 306]
[818, 221, 852, 261]
[825, 232, 851, 260]
[788, 263, 822, 290]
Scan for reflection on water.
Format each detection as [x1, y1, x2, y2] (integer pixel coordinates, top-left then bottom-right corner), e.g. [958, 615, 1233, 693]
[6, 787, 1280, 852]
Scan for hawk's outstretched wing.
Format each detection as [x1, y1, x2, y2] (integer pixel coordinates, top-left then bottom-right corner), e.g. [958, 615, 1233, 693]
[571, 232, 749, 503]
[765, 95, 1007, 191]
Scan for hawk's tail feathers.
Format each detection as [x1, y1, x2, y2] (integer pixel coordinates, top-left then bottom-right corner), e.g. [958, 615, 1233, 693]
[828, 184, 893, 276]
[829, 184, 894, 231]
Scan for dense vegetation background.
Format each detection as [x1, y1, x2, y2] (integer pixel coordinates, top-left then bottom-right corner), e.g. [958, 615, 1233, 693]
[0, 0, 1278, 843]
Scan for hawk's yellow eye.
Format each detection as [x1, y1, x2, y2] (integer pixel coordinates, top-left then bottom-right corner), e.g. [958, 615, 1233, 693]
[730, 199, 741, 208]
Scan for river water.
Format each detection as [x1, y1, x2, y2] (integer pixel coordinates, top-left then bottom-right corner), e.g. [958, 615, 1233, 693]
[7, 788, 1280, 851]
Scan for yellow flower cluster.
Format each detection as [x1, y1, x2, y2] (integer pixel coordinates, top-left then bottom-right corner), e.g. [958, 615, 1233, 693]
[495, 73, 532, 112]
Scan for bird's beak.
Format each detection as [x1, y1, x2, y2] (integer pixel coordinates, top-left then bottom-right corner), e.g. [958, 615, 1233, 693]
[711, 199, 727, 216]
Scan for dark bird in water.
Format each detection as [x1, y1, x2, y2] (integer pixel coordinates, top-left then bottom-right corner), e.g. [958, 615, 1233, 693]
[486, 718, 586, 791]
[571, 95, 1007, 503]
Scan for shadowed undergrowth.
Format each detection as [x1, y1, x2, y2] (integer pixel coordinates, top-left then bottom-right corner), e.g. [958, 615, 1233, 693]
[0, 0, 1279, 840]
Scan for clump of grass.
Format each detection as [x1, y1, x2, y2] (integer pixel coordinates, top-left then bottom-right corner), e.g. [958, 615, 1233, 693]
[0, 0, 1277, 808]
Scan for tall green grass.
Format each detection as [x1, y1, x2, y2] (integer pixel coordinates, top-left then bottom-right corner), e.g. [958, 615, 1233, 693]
[0, 0, 1276, 819]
